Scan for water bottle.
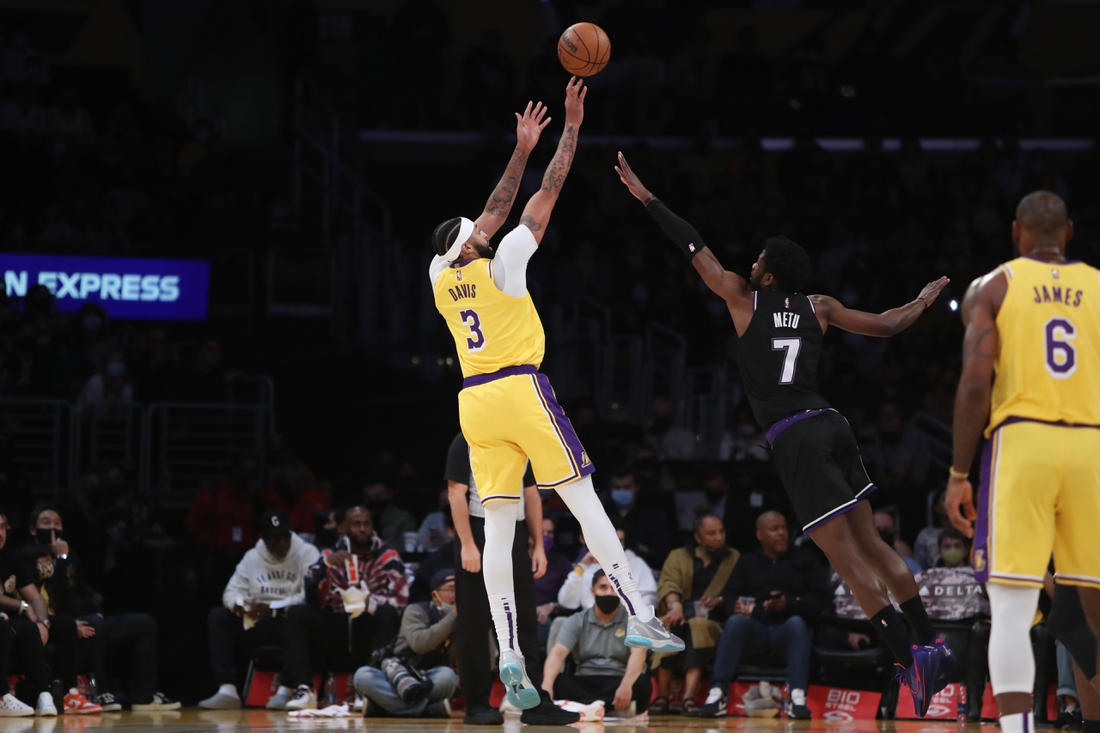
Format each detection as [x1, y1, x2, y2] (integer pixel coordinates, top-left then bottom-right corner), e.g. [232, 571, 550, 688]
[956, 684, 968, 724]
[323, 673, 337, 706]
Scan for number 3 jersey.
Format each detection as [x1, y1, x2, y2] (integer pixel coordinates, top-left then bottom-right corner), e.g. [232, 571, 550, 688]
[737, 290, 829, 429]
[432, 227, 545, 378]
[987, 256, 1100, 435]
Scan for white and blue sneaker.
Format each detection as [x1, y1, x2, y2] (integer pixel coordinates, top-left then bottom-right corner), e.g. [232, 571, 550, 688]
[498, 650, 540, 710]
[624, 607, 685, 652]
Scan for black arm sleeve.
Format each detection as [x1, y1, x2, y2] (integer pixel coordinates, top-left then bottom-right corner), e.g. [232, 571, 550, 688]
[645, 197, 706, 260]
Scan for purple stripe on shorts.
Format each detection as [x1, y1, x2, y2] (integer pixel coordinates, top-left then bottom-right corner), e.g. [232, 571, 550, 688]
[608, 563, 637, 616]
[765, 408, 836, 445]
[534, 373, 596, 482]
[973, 434, 995, 584]
[463, 364, 538, 389]
[803, 499, 860, 534]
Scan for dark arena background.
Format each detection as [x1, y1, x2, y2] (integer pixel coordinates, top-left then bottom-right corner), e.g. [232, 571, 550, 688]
[0, 0, 1098, 730]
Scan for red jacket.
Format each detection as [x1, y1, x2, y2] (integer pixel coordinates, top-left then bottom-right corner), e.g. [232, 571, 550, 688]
[184, 480, 261, 552]
[259, 486, 331, 534]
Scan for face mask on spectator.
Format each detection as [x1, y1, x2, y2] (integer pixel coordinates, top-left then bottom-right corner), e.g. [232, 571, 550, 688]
[703, 544, 731, 560]
[610, 489, 633, 508]
[365, 499, 388, 517]
[82, 316, 102, 332]
[35, 529, 63, 544]
[594, 594, 620, 614]
[543, 534, 555, 552]
[941, 549, 966, 567]
[106, 362, 126, 378]
[878, 529, 895, 547]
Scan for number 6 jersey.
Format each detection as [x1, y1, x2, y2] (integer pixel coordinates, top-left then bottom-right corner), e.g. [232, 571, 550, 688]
[737, 290, 830, 429]
[987, 257, 1100, 436]
[431, 225, 545, 378]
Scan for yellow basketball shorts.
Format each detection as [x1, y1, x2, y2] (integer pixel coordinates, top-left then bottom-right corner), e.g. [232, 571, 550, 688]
[974, 418, 1100, 589]
[458, 365, 594, 505]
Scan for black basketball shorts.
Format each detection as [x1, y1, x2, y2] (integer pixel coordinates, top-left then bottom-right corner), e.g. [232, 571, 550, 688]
[770, 409, 876, 533]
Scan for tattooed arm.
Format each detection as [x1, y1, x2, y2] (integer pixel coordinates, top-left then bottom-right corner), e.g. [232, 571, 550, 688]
[517, 77, 586, 246]
[475, 101, 550, 238]
[946, 269, 1006, 537]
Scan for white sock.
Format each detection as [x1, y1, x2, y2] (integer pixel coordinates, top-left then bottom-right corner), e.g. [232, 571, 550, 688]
[556, 477, 653, 622]
[483, 502, 520, 652]
[999, 711, 1035, 733]
[218, 684, 238, 698]
[276, 685, 292, 696]
[790, 688, 806, 706]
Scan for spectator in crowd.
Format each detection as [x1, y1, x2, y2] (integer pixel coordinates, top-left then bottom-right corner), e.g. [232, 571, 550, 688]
[269, 505, 406, 711]
[77, 350, 133, 407]
[355, 570, 457, 718]
[19, 543, 99, 714]
[606, 468, 670, 568]
[411, 507, 454, 603]
[652, 512, 739, 715]
[262, 459, 331, 541]
[0, 510, 52, 716]
[416, 488, 452, 552]
[543, 570, 651, 716]
[557, 526, 657, 612]
[362, 477, 417, 549]
[173, 338, 241, 402]
[184, 456, 266, 599]
[863, 403, 931, 500]
[873, 511, 922, 575]
[645, 396, 696, 459]
[200, 509, 320, 709]
[914, 490, 948, 570]
[533, 517, 573, 635]
[698, 511, 829, 719]
[26, 505, 179, 711]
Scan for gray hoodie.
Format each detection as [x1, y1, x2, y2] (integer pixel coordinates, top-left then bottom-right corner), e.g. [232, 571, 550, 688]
[222, 532, 321, 611]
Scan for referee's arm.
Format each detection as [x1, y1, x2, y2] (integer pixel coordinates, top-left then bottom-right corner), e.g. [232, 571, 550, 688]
[524, 483, 546, 579]
[448, 480, 480, 573]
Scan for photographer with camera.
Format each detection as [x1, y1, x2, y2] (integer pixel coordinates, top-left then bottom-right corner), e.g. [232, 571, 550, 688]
[354, 570, 458, 718]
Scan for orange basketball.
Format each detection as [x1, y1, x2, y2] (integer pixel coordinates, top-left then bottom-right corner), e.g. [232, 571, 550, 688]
[557, 22, 611, 77]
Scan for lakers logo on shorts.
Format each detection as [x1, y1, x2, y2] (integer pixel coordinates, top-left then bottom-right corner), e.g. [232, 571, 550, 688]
[973, 549, 986, 573]
[581, 451, 591, 467]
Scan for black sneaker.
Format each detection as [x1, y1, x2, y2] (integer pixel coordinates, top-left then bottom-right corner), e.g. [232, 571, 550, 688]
[463, 706, 504, 725]
[519, 690, 581, 726]
[93, 692, 122, 712]
[697, 687, 727, 718]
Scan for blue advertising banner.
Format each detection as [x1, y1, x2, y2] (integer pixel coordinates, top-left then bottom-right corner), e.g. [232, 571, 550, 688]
[1, 253, 210, 321]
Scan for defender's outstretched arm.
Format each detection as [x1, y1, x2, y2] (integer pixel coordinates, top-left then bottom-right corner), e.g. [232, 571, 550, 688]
[615, 151, 749, 304]
[810, 276, 949, 337]
[474, 101, 551, 239]
[518, 77, 586, 245]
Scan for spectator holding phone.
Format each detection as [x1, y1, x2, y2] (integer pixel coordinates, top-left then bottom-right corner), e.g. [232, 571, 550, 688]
[698, 511, 830, 719]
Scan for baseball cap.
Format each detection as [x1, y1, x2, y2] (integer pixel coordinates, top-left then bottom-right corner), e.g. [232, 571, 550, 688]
[430, 569, 455, 591]
[258, 509, 290, 534]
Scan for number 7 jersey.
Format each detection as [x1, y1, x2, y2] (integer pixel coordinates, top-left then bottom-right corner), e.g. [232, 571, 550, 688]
[987, 256, 1100, 435]
[433, 258, 546, 377]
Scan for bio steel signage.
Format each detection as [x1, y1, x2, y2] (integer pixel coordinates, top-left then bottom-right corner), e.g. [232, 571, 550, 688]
[1, 253, 210, 321]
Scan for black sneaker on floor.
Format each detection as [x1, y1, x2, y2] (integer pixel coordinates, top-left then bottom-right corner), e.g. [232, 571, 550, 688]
[519, 690, 581, 726]
[463, 706, 504, 725]
[697, 687, 727, 718]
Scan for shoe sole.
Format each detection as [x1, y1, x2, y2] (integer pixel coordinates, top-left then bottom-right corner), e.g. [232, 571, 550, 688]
[624, 634, 685, 652]
[930, 649, 956, 697]
[0, 710, 35, 717]
[499, 663, 540, 710]
[132, 704, 182, 711]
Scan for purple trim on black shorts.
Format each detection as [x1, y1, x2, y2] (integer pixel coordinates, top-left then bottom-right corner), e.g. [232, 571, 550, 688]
[532, 373, 596, 485]
[855, 483, 878, 500]
[803, 499, 861, 534]
[974, 434, 995, 584]
[765, 408, 836, 446]
[462, 364, 538, 389]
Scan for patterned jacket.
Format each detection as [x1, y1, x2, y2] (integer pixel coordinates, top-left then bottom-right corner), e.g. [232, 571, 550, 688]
[305, 535, 408, 614]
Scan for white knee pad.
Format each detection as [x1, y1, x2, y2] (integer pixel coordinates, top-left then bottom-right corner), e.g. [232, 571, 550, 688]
[987, 582, 1042, 695]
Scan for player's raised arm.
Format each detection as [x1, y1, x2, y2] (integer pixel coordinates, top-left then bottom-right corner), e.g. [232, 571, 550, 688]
[615, 151, 750, 305]
[474, 101, 551, 239]
[809, 276, 949, 337]
[516, 77, 585, 245]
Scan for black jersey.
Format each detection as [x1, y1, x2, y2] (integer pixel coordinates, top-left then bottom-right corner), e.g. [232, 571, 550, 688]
[736, 290, 830, 429]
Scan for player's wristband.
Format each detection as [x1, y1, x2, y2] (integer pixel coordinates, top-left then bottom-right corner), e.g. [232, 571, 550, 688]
[949, 466, 969, 480]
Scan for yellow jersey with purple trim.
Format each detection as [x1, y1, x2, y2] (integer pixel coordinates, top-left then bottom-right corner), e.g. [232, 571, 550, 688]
[433, 258, 545, 378]
[987, 256, 1100, 436]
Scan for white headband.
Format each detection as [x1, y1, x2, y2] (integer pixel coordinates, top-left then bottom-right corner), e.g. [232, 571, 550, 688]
[443, 217, 476, 262]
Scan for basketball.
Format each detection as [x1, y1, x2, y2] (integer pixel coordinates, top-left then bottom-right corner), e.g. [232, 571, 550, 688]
[557, 22, 611, 77]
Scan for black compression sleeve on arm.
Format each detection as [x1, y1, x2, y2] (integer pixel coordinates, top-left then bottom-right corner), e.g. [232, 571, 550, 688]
[644, 197, 706, 260]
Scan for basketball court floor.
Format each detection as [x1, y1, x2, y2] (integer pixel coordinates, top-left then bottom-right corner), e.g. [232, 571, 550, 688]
[0, 712, 1001, 731]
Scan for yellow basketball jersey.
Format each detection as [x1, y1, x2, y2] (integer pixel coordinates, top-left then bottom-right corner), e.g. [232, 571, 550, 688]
[433, 259, 545, 377]
[987, 257, 1100, 434]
